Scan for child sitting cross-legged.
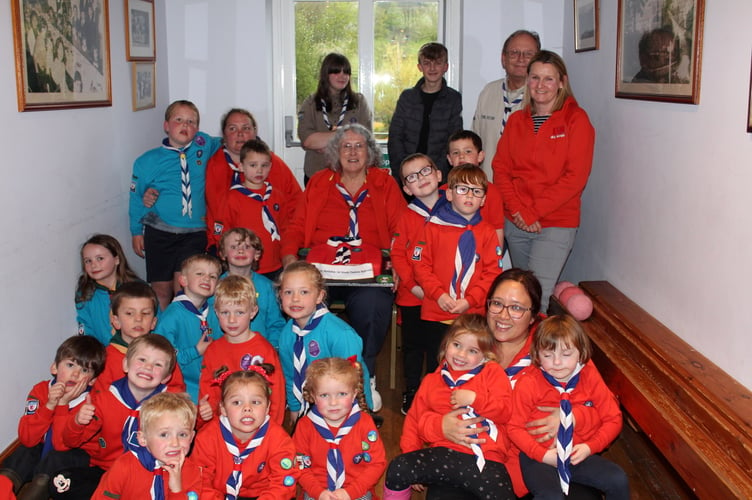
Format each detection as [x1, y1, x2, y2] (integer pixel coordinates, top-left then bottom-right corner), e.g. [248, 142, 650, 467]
[0, 336, 105, 499]
[197, 275, 286, 427]
[294, 357, 386, 500]
[52, 335, 179, 498]
[92, 392, 215, 498]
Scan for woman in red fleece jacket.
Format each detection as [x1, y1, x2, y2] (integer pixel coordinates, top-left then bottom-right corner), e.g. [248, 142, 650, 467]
[492, 50, 595, 312]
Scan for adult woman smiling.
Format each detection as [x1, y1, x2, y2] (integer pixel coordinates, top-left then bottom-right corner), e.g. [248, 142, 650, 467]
[298, 53, 372, 182]
[431, 269, 601, 498]
[492, 51, 595, 312]
[204, 108, 302, 252]
[282, 123, 404, 410]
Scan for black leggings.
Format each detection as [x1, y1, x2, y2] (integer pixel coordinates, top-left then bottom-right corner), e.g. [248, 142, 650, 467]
[386, 447, 515, 500]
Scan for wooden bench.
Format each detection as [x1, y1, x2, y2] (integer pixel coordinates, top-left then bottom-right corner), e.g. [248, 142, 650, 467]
[564, 281, 752, 499]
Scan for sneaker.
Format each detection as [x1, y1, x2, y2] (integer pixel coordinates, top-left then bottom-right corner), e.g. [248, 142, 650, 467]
[401, 389, 416, 416]
[370, 377, 382, 412]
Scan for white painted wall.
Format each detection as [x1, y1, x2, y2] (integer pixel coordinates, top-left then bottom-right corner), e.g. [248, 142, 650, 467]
[561, 1, 752, 389]
[0, 0, 170, 444]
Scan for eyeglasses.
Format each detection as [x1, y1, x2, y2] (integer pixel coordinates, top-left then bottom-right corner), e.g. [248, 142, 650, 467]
[341, 142, 365, 151]
[505, 49, 536, 60]
[486, 300, 532, 319]
[453, 185, 486, 197]
[328, 68, 351, 75]
[404, 165, 435, 184]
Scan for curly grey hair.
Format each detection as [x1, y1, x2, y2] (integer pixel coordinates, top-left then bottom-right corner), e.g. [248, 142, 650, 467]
[324, 123, 382, 172]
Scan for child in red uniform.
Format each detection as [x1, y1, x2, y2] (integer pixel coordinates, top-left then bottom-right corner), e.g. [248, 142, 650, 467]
[384, 314, 515, 499]
[192, 367, 299, 499]
[197, 275, 285, 426]
[445, 130, 505, 246]
[294, 357, 386, 499]
[95, 282, 185, 392]
[214, 138, 292, 279]
[508, 315, 629, 499]
[92, 392, 214, 499]
[0, 336, 105, 498]
[391, 153, 445, 414]
[52, 335, 178, 498]
[413, 165, 502, 370]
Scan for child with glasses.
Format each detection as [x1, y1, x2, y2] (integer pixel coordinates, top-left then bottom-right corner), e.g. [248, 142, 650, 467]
[413, 164, 502, 365]
[391, 153, 446, 415]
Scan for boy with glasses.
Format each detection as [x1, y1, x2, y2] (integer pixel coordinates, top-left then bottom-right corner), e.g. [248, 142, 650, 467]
[412, 163, 502, 390]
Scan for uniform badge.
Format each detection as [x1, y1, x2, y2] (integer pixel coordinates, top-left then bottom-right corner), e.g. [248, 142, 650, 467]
[130, 182, 136, 193]
[213, 222, 224, 235]
[283, 475, 295, 486]
[308, 340, 321, 357]
[240, 353, 264, 371]
[495, 245, 502, 256]
[257, 461, 266, 473]
[25, 398, 39, 415]
[274, 203, 280, 212]
[411, 245, 423, 261]
[361, 441, 370, 451]
[196, 160, 202, 165]
[367, 430, 378, 442]
[98, 437, 107, 448]
[280, 457, 293, 470]
[195, 136, 206, 146]
[197, 150, 203, 158]
[295, 453, 312, 469]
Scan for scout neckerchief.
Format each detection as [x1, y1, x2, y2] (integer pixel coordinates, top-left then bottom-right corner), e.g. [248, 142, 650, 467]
[219, 414, 270, 500]
[110, 377, 167, 451]
[40, 379, 90, 458]
[230, 182, 280, 241]
[504, 355, 532, 388]
[428, 202, 482, 300]
[224, 147, 242, 185]
[407, 192, 446, 220]
[321, 95, 349, 130]
[131, 445, 167, 500]
[501, 80, 524, 136]
[172, 291, 210, 338]
[109, 331, 130, 355]
[291, 304, 329, 416]
[332, 183, 368, 264]
[307, 400, 361, 490]
[162, 138, 193, 217]
[540, 362, 585, 495]
[441, 362, 498, 471]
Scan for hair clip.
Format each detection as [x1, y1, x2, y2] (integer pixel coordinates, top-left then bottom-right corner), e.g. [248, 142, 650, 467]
[347, 355, 358, 368]
[212, 370, 233, 386]
[245, 364, 272, 384]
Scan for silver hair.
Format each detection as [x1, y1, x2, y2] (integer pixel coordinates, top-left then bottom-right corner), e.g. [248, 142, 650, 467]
[324, 123, 382, 172]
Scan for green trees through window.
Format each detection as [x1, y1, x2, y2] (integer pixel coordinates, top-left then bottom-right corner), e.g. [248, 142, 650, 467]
[294, 1, 440, 141]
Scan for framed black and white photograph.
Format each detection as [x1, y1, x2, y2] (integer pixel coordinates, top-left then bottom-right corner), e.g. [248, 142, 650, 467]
[125, 0, 155, 61]
[747, 55, 752, 133]
[11, 0, 112, 111]
[132, 62, 155, 111]
[616, 0, 704, 104]
[574, 0, 599, 53]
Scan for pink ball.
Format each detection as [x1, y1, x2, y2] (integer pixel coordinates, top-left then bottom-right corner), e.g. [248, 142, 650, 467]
[553, 281, 576, 298]
[558, 286, 584, 305]
[567, 293, 593, 321]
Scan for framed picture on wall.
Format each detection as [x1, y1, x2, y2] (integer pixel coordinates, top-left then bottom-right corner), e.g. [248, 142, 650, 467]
[616, 0, 705, 104]
[132, 62, 155, 111]
[125, 0, 155, 61]
[11, 0, 112, 111]
[574, 0, 599, 52]
[748, 55, 752, 133]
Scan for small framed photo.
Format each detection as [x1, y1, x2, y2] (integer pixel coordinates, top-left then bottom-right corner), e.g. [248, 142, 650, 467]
[125, 0, 155, 61]
[11, 0, 112, 111]
[616, 0, 705, 104]
[574, 0, 599, 53]
[132, 62, 155, 111]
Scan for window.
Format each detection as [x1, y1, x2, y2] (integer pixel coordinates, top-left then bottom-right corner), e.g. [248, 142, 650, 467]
[273, 0, 459, 149]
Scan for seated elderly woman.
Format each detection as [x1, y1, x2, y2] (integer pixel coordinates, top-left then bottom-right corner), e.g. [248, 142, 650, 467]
[282, 123, 405, 410]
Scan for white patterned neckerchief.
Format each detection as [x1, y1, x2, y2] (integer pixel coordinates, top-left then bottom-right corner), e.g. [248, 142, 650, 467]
[219, 414, 270, 500]
[428, 202, 482, 300]
[230, 182, 281, 241]
[292, 304, 329, 416]
[172, 291, 210, 337]
[131, 445, 166, 500]
[307, 400, 361, 490]
[540, 362, 585, 495]
[333, 183, 368, 264]
[501, 80, 524, 136]
[504, 355, 532, 389]
[109, 378, 167, 452]
[224, 147, 242, 185]
[440, 362, 498, 471]
[162, 138, 193, 217]
[321, 95, 349, 130]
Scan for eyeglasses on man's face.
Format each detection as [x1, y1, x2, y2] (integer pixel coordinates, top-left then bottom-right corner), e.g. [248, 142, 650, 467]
[505, 49, 536, 60]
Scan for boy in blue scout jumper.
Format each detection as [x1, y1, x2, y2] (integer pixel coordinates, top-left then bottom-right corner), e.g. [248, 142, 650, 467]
[129, 100, 222, 311]
[156, 253, 223, 403]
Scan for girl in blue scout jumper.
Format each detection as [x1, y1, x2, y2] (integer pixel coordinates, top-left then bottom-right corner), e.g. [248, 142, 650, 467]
[75, 234, 140, 345]
[277, 261, 374, 423]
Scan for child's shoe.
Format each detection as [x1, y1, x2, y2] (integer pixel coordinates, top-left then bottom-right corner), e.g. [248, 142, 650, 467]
[401, 389, 416, 416]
